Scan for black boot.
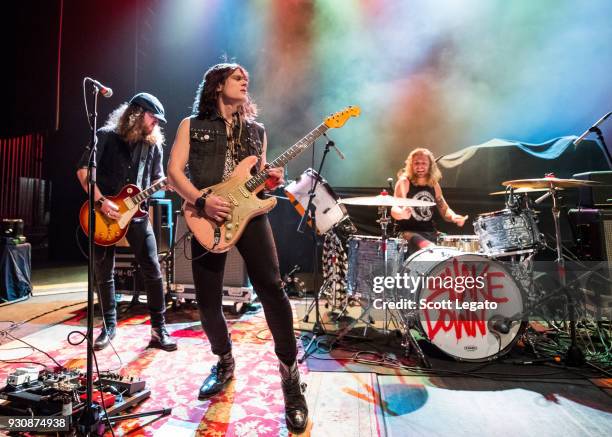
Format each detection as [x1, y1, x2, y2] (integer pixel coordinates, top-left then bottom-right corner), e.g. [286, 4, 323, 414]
[279, 361, 308, 434]
[94, 311, 116, 351]
[149, 325, 177, 351]
[198, 351, 235, 399]
[149, 311, 177, 351]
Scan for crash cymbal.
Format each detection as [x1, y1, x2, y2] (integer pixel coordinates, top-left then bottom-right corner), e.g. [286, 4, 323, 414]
[340, 195, 435, 207]
[502, 177, 601, 189]
[489, 187, 564, 195]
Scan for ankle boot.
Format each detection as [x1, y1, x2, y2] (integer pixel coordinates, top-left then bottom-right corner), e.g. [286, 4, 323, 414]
[149, 325, 177, 351]
[279, 361, 308, 434]
[94, 311, 116, 351]
[198, 351, 235, 399]
[149, 310, 177, 351]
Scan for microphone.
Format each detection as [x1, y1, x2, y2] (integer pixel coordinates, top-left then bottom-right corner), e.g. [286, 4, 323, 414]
[332, 143, 345, 160]
[86, 77, 113, 98]
[323, 132, 345, 160]
[573, 111, 612, 146]
[387, 177, 394, 192]
[488, 315, 511, 334]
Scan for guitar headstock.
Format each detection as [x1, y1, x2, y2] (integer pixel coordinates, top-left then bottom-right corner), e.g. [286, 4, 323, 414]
[324, 106, 361, 129]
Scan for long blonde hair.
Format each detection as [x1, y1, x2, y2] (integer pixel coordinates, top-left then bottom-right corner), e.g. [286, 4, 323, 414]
[397, 148, 442, 187]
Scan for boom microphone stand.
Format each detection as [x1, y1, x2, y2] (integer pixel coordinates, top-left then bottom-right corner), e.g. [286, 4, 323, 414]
[298, 137, 338, 363]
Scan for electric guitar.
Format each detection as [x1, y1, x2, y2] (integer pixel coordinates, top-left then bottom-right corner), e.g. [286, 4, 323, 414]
[184, 106, 361, 253]
[79, 178, 168, 246]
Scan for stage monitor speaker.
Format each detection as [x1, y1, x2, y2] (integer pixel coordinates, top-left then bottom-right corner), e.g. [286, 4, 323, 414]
[568, 208, 612, 262]
[116, 199, 173, 253]
[173, 212, 249, 288]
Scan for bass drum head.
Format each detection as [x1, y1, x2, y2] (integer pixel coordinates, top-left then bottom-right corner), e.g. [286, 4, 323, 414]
[400, 247, 525, 362]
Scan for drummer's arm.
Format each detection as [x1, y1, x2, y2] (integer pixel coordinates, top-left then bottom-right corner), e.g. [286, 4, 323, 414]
[391, 177, 411, 220]
[434, 182, 468, 226]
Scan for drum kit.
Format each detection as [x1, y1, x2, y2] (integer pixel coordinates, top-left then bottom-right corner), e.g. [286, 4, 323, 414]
[288, 169, 603, 365]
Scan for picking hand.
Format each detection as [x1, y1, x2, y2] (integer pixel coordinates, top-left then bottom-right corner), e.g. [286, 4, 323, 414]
[100, 199, 121, 220]
[204, 194, 232, 223]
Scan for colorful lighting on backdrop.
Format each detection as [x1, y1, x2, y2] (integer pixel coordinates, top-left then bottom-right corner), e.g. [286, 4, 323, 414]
[152, 0, 611, 187]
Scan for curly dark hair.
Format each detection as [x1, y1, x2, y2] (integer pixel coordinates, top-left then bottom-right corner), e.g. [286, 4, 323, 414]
[192, 63, 258, 121]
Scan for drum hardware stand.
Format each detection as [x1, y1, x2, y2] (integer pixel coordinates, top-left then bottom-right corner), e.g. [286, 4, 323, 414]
[298, 137, 338, 363]
[80, 79, 170, 435]
[548, 185, 585, 366]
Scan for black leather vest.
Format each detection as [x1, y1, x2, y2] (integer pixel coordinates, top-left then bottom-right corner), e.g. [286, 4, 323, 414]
[188, 114, 265, 189]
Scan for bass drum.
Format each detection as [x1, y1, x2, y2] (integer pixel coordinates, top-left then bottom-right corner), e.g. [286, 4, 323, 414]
[395, 247, 525, 362]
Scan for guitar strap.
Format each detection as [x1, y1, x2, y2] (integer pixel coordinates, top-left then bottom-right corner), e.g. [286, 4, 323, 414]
[136, 143, 150, 189]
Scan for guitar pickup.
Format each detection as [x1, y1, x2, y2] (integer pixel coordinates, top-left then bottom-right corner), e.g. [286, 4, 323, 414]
[238, 186, 249, 198]
[227, 194, 239, 206]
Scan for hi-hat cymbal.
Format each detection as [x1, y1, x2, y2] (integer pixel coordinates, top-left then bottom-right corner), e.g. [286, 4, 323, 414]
[489, 187, 564, 196]
[502, 177, 601, 189]
[340, 195, 435, 207]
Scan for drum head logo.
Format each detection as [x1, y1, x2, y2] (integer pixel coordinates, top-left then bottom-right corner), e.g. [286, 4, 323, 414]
[411, 190, 434, 221]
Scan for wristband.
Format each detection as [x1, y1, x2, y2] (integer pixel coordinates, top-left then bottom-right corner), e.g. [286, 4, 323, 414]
[194, 191, 210, 212]
[95, 197, 106, 208]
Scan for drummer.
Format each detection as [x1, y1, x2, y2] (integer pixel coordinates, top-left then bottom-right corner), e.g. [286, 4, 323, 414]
[391, 147, 468, 252]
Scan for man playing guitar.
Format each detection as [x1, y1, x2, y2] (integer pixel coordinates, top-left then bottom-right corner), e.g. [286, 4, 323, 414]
[76, 92, 177, 352]
[167, 63, 308, 434]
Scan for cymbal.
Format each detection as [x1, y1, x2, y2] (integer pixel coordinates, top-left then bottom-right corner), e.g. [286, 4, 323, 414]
[489, 187, 564, 195]
[502, 177, 601, 189]
[340, 195, 436, 207]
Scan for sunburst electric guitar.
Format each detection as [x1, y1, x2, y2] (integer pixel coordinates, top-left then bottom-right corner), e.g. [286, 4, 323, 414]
[184, 106, 361, 253]
[79, 178, 168, 246]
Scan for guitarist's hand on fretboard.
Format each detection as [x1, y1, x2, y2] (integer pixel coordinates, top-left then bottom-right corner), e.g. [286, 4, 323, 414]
[100, 198, 121, 220]
[265, 166, 285, 190]
[204, 194, 232, 223]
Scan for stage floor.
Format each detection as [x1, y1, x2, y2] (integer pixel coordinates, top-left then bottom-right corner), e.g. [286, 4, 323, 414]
[0, 268, 611, 436]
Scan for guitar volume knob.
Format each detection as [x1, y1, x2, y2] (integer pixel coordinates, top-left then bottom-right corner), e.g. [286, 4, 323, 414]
[225, 232, 233, 240]
[226, 223, 234, 230]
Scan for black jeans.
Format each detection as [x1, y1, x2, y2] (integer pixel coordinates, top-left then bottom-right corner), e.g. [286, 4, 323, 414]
[93, 219, 165, 327]
[191, 214, 297, 365]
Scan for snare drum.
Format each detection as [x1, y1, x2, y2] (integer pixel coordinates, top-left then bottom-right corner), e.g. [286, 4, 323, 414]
[474, 209, 541, 256]
[437, 235, 480, 252]
[346, 235, 407, 298]
[285, 168, 347, 234]
[394, 247, 525, 362]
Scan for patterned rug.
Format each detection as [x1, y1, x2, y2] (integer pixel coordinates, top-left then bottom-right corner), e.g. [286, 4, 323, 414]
[0, 303, 306, 436]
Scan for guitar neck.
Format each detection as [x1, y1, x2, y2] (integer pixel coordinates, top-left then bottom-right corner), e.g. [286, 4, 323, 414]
[245, 123, 329, 192]
[130, 178, 167, 205]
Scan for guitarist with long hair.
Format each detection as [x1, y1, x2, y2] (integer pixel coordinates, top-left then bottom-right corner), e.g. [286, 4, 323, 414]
[76, 93, 177, 352]
[167, 63, 309, 433]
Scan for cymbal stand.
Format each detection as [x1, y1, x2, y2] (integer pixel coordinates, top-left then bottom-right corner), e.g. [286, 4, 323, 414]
[376, 202, 393, 332]
[549, 185, 585, 365]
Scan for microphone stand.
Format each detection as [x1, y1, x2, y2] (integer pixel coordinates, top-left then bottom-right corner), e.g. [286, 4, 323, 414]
[78, 82, 103, 435]
[298, 139, 335, 363]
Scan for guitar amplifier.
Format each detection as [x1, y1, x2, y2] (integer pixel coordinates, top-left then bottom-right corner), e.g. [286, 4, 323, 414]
[114, 253, 169, 295]
[171, 212, 252, 302]
[568, 208, 612, 262]
[116, 199, 173, 252]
